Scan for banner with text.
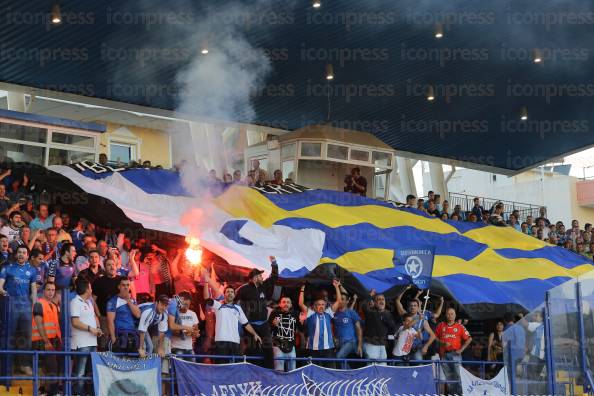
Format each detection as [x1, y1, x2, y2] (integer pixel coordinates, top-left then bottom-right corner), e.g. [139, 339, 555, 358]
[91, 352, 161, 396]
[394, 246, 435, 289]
[173, 359, 435, 395]
[460, 366, 509, 396]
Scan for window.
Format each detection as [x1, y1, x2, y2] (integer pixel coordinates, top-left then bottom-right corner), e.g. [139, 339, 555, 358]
[48, 148, 95, 166]
[281, 143, 296, 160]
[1, 142, 45, 165]
[300, 142, 322, 157]
[282, 160, 295, 181]
[350, 149, 370, 162]
[109, 143, 135, 165]
[372, 151, 392, 167]
[0, 123, 46, 143]
[327, 144, 348, 160]
[52, 131, 95, 148]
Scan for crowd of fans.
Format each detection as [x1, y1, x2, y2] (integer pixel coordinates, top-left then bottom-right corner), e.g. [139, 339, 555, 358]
[402, 190, 594, 259]
[0, 167, 570, 396]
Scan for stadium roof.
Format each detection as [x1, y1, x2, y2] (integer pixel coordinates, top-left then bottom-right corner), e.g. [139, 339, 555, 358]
[2, 0, 594, 175]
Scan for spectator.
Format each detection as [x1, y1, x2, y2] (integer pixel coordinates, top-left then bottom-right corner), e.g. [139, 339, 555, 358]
[99, 153, 108, 166]
[133, 250, 153, 302]
[93, 258, 122, 348]
[332, 293, 363, 368]
[524, 311, 545, 380]
[435, 308, 472, 396]
[171, 291, 200, 361]
[535, 207, 550, 227]
[1, 210, 22, 242]
[170, 248, 201, 295]
[246, 170, 256, 187]
[361, 291, 396, 365]
[487, 320, 504, 363]
[29, 203, 54, 231]
[106, 277, 141, 352]
[0, 183, 19, 217]
[298, 280, 342, 368]
[165, 292, 199, 366]
[395, 286, 437, 361]
[232, 170, 242, 184]
[434, 194, 442, 211]
[269, 295, 300, 372]
[424, 191, 435, 209]
[74, 239, 97, 274]
[521, 222, 529, 234]
[508, 214, 521, 231]
[47, 242, 77, 292]
[489, 203, 506, 226]
[9, 225, 32, 253]
[526, 215, 534, 229]
[441, 200, 450, 216]
[70, 279, 101, 396]
[452, 204, 466, 221]
[481, 210, 491, 225]
[202, 272, 262, 363]
[61, 212, 72, 232]
[348, 168, 367, 197]
[537, 219, 550, 239]
[70, 219, 87, 251]
[29, 248, 49, 292]
[567, 219, 581, 242]
[271, 169, 284, 186]
[405, 194, 416, 207]
[150, 244, 173, 297]
[78, 250, 104, 285]
[32, 281, 61, 395]
[52, 216, 72, 243]
[43, 228, 61, 262]
[468, 213, 478, 223]
[416, 199, 425, 212]
[137, 295, 169, 358]
[0, 245, 38, 375]
[426, 201, 439, 217]
[392, 313, 421, 365]
[251, 160, 268, 187]
[502, 312, 525, 385]
[440, 212, 449, 220]
[450, 213, 460, 221]
[235, 257, 278, 368]
[471, 198, 484, 221]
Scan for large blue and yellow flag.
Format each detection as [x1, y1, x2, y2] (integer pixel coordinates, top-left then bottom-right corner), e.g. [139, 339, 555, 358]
[42, 161, 594, 314]
[211, 186, 594, 312]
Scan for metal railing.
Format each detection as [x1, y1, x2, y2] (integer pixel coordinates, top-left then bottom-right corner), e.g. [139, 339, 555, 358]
[448, 192, 543, 221]
[0, 349, 501, 396]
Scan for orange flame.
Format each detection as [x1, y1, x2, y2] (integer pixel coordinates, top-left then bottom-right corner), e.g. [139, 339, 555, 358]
[185, 236, 203, 266]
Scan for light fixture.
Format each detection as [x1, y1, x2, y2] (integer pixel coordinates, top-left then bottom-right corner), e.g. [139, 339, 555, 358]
[426, 85, 435, 101]
[201, 40, 209, 55]
[533, 48, 542, 63]
[520, 106, 528, 120]
[434, 23, 443, 39]
[51, 4, 61, 24]
[312, 0, 321, 8]
[326, 63, 334, 80]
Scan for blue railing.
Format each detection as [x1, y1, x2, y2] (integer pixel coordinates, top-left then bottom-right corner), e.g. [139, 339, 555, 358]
[0, 349, 500, 396]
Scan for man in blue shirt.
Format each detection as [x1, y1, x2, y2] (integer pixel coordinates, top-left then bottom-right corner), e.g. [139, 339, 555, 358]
[0, 245, 38, 375]
[106, 277, 141, 352]
[298, 279, 342, 368]
[332, 293, 362, 368]
[502, 312, 526, 382]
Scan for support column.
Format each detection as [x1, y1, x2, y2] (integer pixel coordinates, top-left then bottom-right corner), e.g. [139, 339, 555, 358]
[429, 162, 448, 199]
[396, 157, 417, 197]
[6, 92, 26, 112]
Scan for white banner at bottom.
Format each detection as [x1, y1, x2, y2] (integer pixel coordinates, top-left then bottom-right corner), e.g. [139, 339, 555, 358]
[460, 365, 509, 396]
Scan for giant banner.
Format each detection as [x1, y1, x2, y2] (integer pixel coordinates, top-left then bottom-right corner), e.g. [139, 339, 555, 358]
[91, 352, 161, 396]
[173, 359, 435, 395]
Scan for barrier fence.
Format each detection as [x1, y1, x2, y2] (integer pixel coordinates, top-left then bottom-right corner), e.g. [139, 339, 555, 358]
[0, 349, 501, 396]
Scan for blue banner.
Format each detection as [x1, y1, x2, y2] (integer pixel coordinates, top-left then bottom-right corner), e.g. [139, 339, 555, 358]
[173, 359, 435, 395]
[91, 352, 161, 396]
[394, 246, 436, 289]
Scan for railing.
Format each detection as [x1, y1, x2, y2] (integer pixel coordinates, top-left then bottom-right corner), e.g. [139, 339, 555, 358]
[448, 192, 543, 221]
[0, 349, 500, 396]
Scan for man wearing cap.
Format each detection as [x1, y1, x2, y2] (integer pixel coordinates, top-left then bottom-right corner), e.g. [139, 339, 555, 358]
[235, 256, 278, 369]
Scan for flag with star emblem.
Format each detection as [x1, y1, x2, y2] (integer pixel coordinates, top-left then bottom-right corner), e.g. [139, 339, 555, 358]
[394, 246, 435, 289]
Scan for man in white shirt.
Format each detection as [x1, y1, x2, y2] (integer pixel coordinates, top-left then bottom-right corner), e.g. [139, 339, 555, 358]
[70, 278, 102, 396]
[171, 293, 200, 361]
[0, 211, 22, 242]
[203, 272, 262, 363]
